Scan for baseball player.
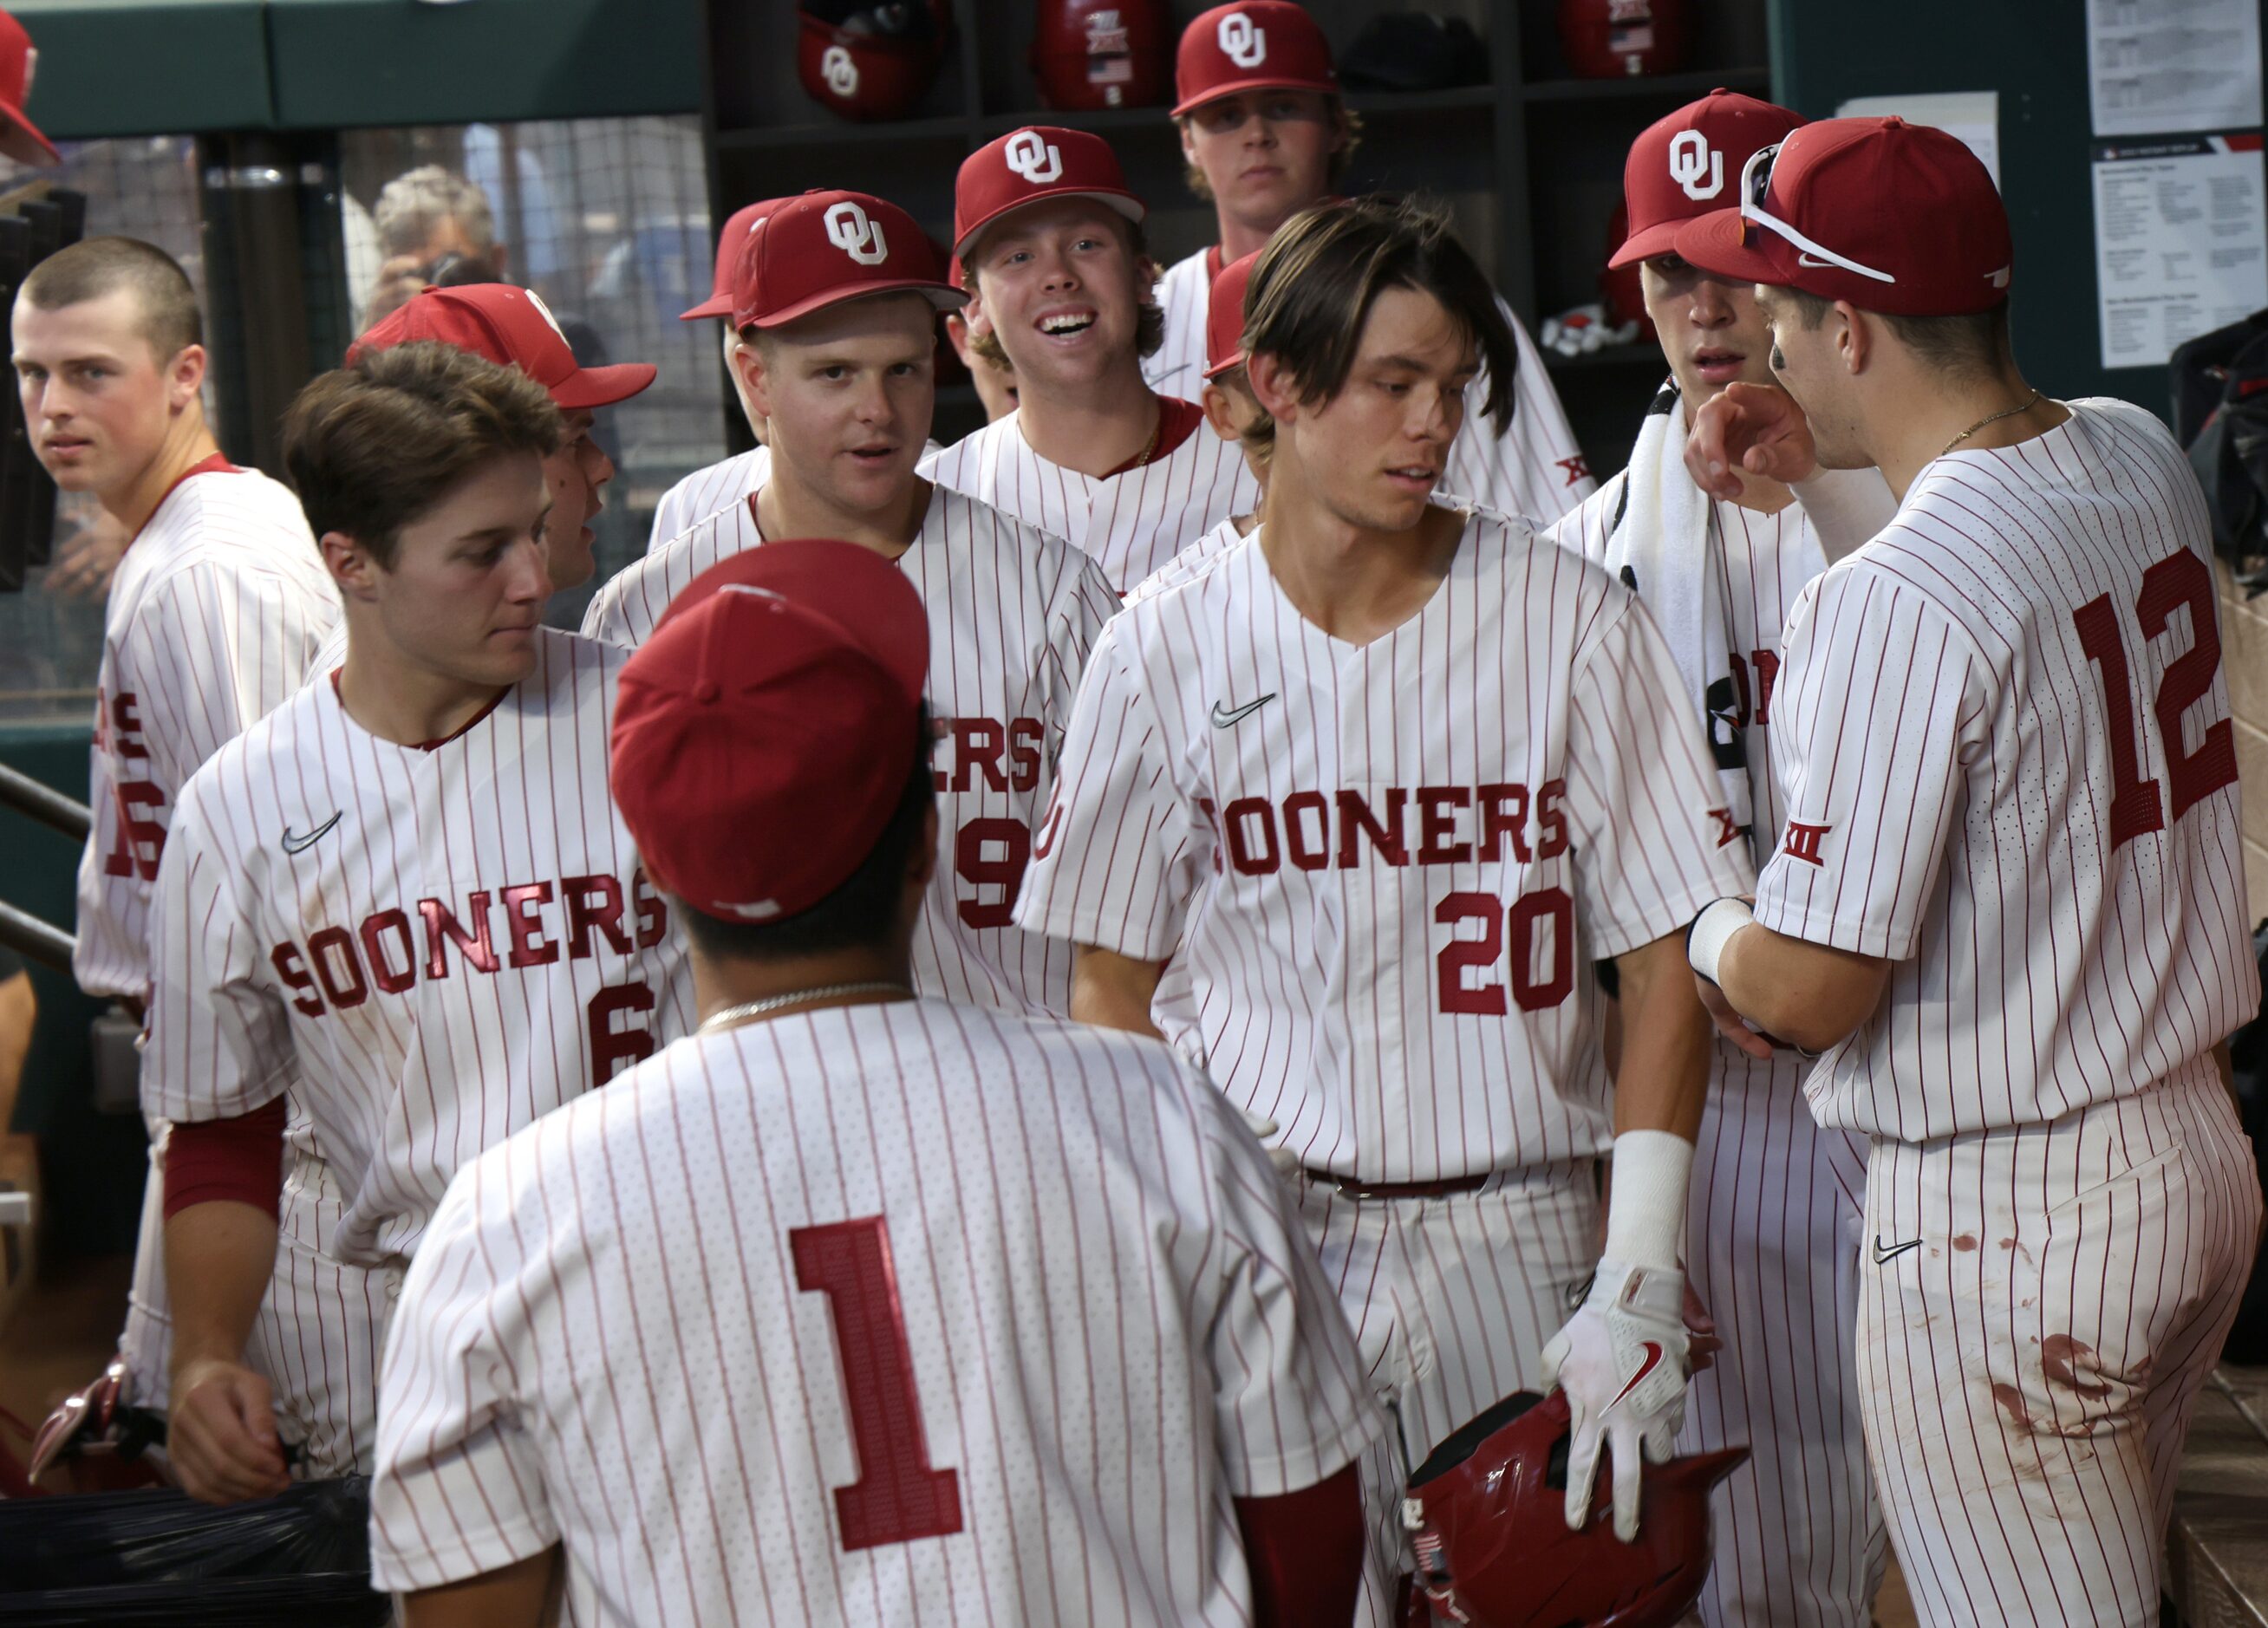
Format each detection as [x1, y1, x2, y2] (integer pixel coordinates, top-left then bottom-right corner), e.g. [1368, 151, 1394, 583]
[585, 190, 1117, 1017]
[649, 196, 779, 550]
[1678, 119, 2264, 1628]
[920, 126, 1261, 592]
[11, 237, 341, 1469]
[1153, 2, 1593, 522]
[146, 341, 693, 1504]
[1016, 197, 1755, 1622]
[370, 540, 1381, 1627]
[943, 258, 1021, 424]
[1541, 91, 1896, 1628]
[1125, 247, 1265, 606]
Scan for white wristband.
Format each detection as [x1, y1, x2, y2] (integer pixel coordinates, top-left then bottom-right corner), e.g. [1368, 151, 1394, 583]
[1604, 1129, 1692, 1273]
[1685, 896, 1754, 987]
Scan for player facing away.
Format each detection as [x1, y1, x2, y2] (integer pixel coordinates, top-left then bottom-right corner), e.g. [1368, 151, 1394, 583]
[649, 196, 781, 549]
[1015, 197, 1756, 1620]
[1677, 119, 2264, 1628]
[1153, 2, 1593, 520]
[12, 237, 342, 1467]
[586, 189, 1118, 1015]
[920, 126, 1261, 591]
[146, 342, 693, 1505]
[370, 540, 1381, 1628]
[1543, 90, 1894, 1628]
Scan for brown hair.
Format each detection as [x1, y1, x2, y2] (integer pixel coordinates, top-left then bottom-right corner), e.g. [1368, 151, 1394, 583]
[19, 236, 203, 363]
[1238, 195, 1514, 459]
[1177, 100, 1363, 201]
[283, 341, 563, 569]
[964, 212, 1165, 368]
[1782, 287, 2012, 381]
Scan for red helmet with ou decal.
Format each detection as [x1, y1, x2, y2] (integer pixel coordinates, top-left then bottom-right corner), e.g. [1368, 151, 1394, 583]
[1405, 1390, 1745, 1628]
[1031, 0, 1171, 111]
[797, 0, 951, 122]
[1555, 0, 1691, 79]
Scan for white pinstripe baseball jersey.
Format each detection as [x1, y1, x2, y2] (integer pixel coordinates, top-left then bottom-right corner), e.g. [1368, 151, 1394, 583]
[1124, 513, 1247, 607]
[584, 484, 1118, 1015]
[1016, 513, 1756, 1181]
[918, 402, 1260, 591]
[1145, 249, 1597, 523]
[141, 626, 694, 1267]
[369, 999, 1381, 1623]
[647, 446, 771, 553]
[1755, 399, 2257, 1142]
[75, 459, 340, 1001]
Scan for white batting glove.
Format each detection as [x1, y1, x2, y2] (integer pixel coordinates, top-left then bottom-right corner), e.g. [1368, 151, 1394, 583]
[1542, 1258, 1690, 1542]
[1235, 1105, 1303, 1179]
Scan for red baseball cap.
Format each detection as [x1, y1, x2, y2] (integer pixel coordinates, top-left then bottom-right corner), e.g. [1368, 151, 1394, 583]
[1675, 117, 2012, 316]
[1172, 2, 1337, 119]
[612, 540, 930, 924]
[953, 126, 1145, 261]
[680, 198, 786, 322]
[349, 283, 655, 409]
[1204, 249, 1261, 379]
[0, 10, 56, 168]
[1611, 89, 1803, 269]
[733, 189, 961, 330]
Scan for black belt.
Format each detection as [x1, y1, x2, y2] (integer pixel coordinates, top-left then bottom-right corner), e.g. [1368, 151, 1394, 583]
[1305, 1170, 1492, 1201]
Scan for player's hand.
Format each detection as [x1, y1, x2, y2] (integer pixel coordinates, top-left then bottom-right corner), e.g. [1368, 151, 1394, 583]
[1694, 974, 1776, 1059]
[1541, 1259, 1691, 1542]
[167, 1357, 290, 1504]
[1683, 1282, 1721, 1376]
[1236, 1104, 1303, 1180]
[43, 511, 129, 600]
[1685, 381, 1819, 500]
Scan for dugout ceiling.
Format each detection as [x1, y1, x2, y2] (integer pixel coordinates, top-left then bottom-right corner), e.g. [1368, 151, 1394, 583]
[10, 0, 703, 137]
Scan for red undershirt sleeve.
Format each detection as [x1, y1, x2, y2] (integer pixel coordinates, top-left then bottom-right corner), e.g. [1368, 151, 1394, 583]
[162, 1097, 287, 1221]
[1235, 1462, 1365, 1627]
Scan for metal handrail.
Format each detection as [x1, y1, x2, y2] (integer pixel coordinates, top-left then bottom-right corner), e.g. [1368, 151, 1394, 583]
[0, 762, 89, 843]
[0, 898, 71, 975]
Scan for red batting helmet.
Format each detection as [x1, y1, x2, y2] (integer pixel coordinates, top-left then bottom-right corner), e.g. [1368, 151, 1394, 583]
[798, 0, 950, 122]
[1555, 0, 1691, 80]
[1405, 1390, 1745, 1628]
[1031, 0, 1170, 111]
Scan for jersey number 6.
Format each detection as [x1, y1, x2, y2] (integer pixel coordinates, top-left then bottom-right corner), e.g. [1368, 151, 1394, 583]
[792, 1214, 966, 1553]
[2072, 549, 2239, 851]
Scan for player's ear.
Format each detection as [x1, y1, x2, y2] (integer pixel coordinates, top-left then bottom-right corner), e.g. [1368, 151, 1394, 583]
[1836, 303, 1869, 375]
[1200, 381, 1245, 445]
[909, 802, 940, 891]
[733, 335, 773, 420]
[319, 530, 383, 600]
[1176, 115, 1200, 168]
[1245, 351, 1300, 427]
[166, 343, 206, 410]
[943, 312, 977, 368]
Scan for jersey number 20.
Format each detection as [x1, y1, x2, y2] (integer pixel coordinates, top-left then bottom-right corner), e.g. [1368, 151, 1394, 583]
[1435, 887, 1576, 1014]
[792, 1215, 965, 1552]
[2072, 549, 2239, 851]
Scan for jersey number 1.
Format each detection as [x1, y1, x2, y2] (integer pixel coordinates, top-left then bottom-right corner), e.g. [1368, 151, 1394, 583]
[791, 1215, 965, 1553]
[2071, 548, 2239, 851]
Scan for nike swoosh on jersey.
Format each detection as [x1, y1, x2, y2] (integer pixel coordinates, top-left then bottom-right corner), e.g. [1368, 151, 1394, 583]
[1873, 1234, 1923, 1265]
[1609, 1340, 1665, 1410]
[281, 811, 344, 855]
[1210, 694, 1275, 728]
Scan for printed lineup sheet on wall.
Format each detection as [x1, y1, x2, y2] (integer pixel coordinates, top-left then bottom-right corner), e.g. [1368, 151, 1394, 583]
[2092, 133, 2268, 369]
[2087, 0, 2263, 138]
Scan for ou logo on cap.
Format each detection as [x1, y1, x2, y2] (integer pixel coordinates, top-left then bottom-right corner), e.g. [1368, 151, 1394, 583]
[821, 44, 859, 97]
[824, 200, 890, 266]
[1667, 129, 1723, 200]
[1004, 129, 1064, 185]
[1217, 10, 1268, 68]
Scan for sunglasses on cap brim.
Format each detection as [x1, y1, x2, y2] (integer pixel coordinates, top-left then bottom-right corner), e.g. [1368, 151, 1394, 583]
[1737, 143, 1897, 286]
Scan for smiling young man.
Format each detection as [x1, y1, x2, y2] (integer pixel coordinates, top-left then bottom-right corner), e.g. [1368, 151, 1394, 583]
[1150, 2, 1593, 521]
[10, 237, 342, 1483]
[586, 189, 1117, 1016]
[145, 341, 691, 1504]
[1541, 89, 1896, 1628]
[1677, 119, 2262, 1628]
[1017, 197, 1753, 1622]
[920, 126, 1260, 591]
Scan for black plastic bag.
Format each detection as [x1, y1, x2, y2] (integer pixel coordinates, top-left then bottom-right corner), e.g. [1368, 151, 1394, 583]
[2222, 920, 2268, 1365]
[0, 1476, 387, 1625]
[2171, 309, 2268, 594]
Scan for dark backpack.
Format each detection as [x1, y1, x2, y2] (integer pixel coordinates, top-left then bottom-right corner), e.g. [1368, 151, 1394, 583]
[2172, 309, 2268, 596]
[2220, 918, 2268, 1364]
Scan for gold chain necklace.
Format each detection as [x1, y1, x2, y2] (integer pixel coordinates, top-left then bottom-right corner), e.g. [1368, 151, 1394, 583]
[1939, 391, 2043, 459]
